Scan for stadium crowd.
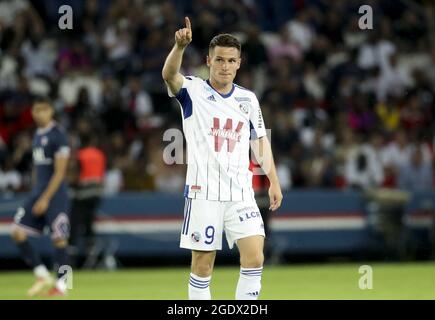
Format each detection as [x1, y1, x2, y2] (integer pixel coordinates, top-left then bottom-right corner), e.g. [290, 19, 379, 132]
[0, 0, 434, 195]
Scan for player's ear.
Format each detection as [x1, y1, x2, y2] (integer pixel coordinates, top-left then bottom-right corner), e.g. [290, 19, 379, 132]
[236, 57, 241, 70]
[206, 55, 211, 67]
[46, 104, 54, 116]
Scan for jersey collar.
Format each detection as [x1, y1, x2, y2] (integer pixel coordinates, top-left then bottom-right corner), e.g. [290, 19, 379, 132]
[206, 79, 235, 98]
[36, 121, 55, 135]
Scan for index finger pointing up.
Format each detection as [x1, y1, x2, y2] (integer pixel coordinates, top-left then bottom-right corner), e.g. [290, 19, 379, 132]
[185, 16, 191, 30]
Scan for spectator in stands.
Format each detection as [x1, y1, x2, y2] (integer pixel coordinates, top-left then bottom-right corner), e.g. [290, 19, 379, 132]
[100, 95, 135, 135]
[0, 158, 22, 193]
[381, 130, 413, 176]
[285, 9, 315, 52]
[375, 53, 409, 102]
[357, 30, 396, 73]
[20, 23, 56, 80]
[333, 126, 358, 187]
[398, 148, 433, 191]
[345, 143, 384, 190]
[400, 93, 427, 132]
[152, 144, 185, 194]
[0, 137, 7, 166]
[57, 38, 92, 75]
[267, 25, 302, 64]
[347, 92, 377, 135]
[10, 132, 32, 187]
[375, 95, 401, 133]
[190, 10, 220, 53]
[103, 18, 133, 63]
[395, 11, 427, 48]
[424, 44, 435, 87]
[302, 128, 334, 187]
[69, 87, 94, 125]
[0, 0, 44, 56]
[103, 160, 124, 196]
[121, 75, 154, 130]
[241, 24, 269, 70]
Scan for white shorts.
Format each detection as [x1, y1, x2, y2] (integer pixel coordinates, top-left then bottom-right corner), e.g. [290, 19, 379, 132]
[180, 196, 265, 251]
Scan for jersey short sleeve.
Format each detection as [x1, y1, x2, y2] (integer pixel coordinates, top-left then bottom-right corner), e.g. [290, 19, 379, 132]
[52, 129, 70, 158]
[249, 95, 267, 140]
[168, 76, 199, 120]
[166, 75, 195, 97]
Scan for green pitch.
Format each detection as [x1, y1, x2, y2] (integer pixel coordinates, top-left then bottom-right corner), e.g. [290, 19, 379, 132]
[1, 262, 434, 299]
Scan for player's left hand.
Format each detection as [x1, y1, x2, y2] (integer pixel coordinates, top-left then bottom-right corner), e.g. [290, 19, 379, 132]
[32, 197, 49, 216]
[268, 183, 283, 211]
[175, 16, 192, 49]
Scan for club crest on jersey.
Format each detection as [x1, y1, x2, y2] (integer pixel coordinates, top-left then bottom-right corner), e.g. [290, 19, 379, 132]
[207, 95, 216, 102]
[239, 102, 250, 114]
[41, 136, 49, 146]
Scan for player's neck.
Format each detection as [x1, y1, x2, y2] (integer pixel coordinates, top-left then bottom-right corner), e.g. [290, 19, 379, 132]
[208, 78, 233, 95]
[37, 120, 55, 134]
[39, 120, 54, 129]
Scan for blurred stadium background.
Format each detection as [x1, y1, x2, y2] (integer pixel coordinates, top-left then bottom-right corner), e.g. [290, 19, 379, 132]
[1, 0, 435, 299]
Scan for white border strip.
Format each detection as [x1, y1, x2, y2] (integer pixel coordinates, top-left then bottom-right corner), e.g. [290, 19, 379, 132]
[94, 221, 182, 234]
[0, 216, 431, 235]
[270, 217, 367, 231]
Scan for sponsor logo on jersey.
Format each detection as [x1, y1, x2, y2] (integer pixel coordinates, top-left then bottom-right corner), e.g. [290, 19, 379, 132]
[207, 95, 216, 102]
[209, 128, 242, 142]
[239, 211, 261, 222]
[235, 97, 251, 102]
[209, 118, 244, 153]
[257, 109, 264, 129]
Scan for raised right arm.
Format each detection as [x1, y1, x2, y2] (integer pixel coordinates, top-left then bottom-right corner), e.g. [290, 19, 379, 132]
[162, 17, 192, 96]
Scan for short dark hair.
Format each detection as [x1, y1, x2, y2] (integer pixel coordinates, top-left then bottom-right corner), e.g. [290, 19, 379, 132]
[33, 95, 53, 107]
[209, 34, 241, 53]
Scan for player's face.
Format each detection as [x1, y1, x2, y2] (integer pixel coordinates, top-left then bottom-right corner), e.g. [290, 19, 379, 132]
[207, 46, 241, 86]
[32, 102, 54, 127]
